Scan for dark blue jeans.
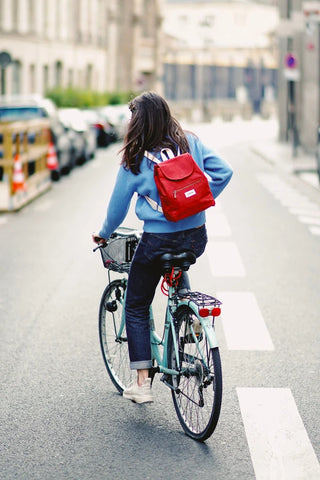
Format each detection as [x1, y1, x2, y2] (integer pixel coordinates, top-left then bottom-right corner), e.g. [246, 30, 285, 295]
[125, 224, 208, 370]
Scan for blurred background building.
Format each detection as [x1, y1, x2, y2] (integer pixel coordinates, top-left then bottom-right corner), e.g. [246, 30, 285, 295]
[0, 0, 163, 95]
[1, 0, 320, 155]
[161, 0, 279, 121]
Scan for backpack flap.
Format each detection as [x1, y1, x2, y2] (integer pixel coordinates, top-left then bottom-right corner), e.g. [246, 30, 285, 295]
[154, 153, 194, 180]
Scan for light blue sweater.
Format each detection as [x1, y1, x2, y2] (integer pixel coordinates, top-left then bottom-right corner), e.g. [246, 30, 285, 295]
[99, 133, 233, 239]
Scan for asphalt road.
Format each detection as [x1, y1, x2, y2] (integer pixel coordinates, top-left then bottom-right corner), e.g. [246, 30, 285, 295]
[1, 120, 319, 480]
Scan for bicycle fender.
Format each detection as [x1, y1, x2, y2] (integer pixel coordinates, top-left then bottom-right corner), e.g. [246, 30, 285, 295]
[201, 318, 219, 349]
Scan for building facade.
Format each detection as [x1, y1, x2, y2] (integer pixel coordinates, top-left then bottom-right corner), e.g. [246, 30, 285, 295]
[161, 0, 279, 119]
[0, 0, 163, 96]
[114, 0, 163, 92]
[278, 0, 320, 151]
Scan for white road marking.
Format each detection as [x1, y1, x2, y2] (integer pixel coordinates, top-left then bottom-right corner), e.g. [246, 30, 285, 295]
[309, 226, 320, 236]
[298, 216, 320, 226]
[257, 173, 320, 238]
[237, 388, 320, 480]
[289, 207, 320, 217]
[299, 172, 320, 189]
[206, 212, 232, 237]
[207, 241, 246, 277]
[0, 216, 8, 225]
[217, 291, 274, 350]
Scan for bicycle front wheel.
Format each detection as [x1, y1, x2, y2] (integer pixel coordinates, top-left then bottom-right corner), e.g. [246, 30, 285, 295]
[168, 306, 222, 441]
[99, 279, 133, 393]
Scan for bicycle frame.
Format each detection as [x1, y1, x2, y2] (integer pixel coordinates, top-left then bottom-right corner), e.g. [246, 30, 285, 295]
[107, 268, 219, 379]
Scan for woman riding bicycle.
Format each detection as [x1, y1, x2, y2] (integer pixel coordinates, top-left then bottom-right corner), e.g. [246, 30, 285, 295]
[92, 91, 233, 403]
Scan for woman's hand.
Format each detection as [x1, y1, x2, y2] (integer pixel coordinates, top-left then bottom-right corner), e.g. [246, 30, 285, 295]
[92, 232, 107, 244]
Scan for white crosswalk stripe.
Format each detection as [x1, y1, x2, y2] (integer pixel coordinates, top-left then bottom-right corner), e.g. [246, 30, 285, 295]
[257, 173, 320, 237]
[237, 388, 320, 480]
[289, 207, 320, 217]
[309, 225, 320, 236]
[206, 206, 232, 237]
[298, 216, 320, 226]
[207, 240, 246, 277]
[206, 212, 232, 237]
[217, 291, 274, 350]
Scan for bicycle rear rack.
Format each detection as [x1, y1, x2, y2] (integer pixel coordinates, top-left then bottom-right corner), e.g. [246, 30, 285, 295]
[177, 291, 222, 308]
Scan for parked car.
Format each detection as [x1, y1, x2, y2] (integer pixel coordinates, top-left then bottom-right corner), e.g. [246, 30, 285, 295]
[0, 95, 73, 180]
[81, 109, 117, 148]
[96, 104, 131, 140]
[58, 108, 96, 166]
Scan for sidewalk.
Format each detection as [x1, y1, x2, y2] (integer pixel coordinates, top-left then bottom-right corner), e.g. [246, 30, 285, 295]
[251, 138, 320, 191]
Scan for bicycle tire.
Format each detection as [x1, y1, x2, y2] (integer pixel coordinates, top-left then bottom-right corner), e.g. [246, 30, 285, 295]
[168, 305, 222, 441]
[99, 279, 133, 393]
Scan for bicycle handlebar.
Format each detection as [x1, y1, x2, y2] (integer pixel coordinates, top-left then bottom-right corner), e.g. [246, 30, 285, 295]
[93, 242, 107, 252]
[93, 227, 142, 252]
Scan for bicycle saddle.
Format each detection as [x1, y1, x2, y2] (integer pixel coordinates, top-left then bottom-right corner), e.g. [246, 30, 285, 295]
[159, 251, 196, 272]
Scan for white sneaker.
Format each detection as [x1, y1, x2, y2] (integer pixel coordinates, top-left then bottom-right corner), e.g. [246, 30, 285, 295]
[123, 378, 154, 404]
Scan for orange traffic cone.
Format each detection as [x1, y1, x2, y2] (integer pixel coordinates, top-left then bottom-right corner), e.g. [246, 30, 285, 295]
[47, 142, 59, 170]
[12, 153, 27, 193]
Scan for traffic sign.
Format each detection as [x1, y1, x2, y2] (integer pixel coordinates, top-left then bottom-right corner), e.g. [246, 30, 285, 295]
[285, 53, 297, 69]
[284, 68, 300, 81]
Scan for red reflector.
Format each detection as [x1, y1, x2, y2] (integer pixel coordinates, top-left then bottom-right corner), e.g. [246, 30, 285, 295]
[199, 308, 210, 317]
[212, 307, 221, 317]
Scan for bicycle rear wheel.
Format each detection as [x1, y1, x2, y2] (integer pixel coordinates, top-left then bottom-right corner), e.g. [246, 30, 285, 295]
[168, 305, 222, 441]
[99, 279, 133, 393]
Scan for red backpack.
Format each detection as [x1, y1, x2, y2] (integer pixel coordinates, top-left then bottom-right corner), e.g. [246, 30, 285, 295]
[144, 148, 215, 222]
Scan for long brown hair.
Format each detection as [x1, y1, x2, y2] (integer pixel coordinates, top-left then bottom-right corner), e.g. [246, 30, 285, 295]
[121, 92, 190, 174]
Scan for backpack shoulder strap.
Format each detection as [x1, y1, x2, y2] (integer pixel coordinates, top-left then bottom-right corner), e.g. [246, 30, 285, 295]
[144, 151, 160, 163]
[145, 147, 181, 163]
[145, 195, 163, 213]
[144, 151, 162, 212]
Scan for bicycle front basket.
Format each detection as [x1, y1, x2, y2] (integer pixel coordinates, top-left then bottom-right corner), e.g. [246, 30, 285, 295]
[99, 235, 138, 273]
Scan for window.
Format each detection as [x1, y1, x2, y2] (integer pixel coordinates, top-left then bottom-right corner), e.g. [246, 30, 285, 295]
[55, 61, 62, 87]
[142, 0, 153, 37]
[86, 64, 92, 89]
[43, 65, 49, 92]
[12, 60, 21, 94]
[28, 0, 35, 33]
[30, 64, 36, 93]
[68, 68, 73, 87]
[12, 0, 18, 30]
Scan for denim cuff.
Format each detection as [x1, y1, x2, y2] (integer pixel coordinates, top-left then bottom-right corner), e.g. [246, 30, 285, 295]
[130, 360, 153, 370]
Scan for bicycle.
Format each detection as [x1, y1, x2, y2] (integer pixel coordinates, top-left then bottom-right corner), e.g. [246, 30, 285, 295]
[94, 226, 223, 441]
